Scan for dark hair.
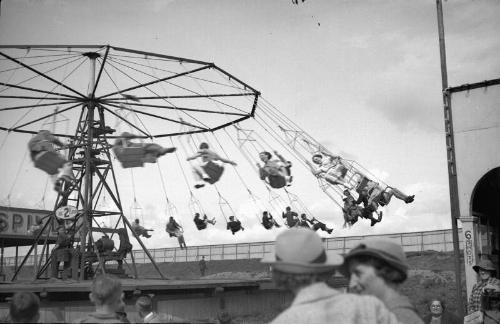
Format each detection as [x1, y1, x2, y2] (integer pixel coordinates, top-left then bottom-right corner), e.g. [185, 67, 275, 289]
[312, 154, 323, 160]
[260, 151, 272, 159]
[272, 269, 335, 291]
[286, 206, 291, 211]
[136, 295, 153, 313]
[199, 142, 209, 149]
[9, 292, 40, 323]
[348, 255, 406, 284]
[263, 211, 268, 215]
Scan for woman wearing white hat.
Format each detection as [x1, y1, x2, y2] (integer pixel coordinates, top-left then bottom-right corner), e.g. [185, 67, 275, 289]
[468, 259, 500, 314]
[262, 228, 399, 324]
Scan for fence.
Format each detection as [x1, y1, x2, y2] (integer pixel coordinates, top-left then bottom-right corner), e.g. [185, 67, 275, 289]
[2, 228, 463, 267]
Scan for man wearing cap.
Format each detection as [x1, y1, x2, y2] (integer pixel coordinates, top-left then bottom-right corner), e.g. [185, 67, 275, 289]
[468, 259, 500, 314]
[262, 228, 400, 324]
[341, 239, 423, 324]
[135, 294, 184, 323]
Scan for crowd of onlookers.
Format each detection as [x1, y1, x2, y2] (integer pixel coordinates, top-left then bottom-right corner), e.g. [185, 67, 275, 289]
[2, 228, 499, 323]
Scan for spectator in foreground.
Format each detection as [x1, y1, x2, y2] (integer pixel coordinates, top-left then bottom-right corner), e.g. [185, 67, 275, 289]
[467, 259, 500, 314]
[9, 292, 40, 323]
[76, 275, 128, 323]
[423, 299, 460, 324]
[261, 228, 400, 324]
[340, 239, 423, 324]
[135, 294, 184, 323]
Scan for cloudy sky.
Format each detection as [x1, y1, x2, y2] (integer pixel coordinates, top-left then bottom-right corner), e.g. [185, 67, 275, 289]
[0, 0, 499, 251]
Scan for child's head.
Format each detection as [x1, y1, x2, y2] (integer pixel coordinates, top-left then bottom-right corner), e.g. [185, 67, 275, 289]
[9, 292, 40, 323]
[199, 142, 209, 150]
[312, 154, 323, 165]
[259, 151, 272, 162]
[89, 275, 124, 311]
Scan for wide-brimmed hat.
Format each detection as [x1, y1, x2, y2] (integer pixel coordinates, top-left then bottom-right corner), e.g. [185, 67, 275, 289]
[473, 259, 496, 273]
[340, 239, 408, 280]
[261, 228, 343, 274]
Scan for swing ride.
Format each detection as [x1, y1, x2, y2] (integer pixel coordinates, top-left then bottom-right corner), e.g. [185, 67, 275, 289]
[0, 45, 415, 281]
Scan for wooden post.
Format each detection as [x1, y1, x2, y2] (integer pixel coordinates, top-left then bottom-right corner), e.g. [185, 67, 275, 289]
[436, 0, 464, 317]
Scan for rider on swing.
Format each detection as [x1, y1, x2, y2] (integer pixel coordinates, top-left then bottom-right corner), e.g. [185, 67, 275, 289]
[342, 190, 363, 228]
[227, 216, 244, 235]
[256, 151, 292, 187]
[28, 130, 76, 193]
[186, 142, 237, 189]
[262, 211, 281, 229]
[131, 219, 153, 238]
[306, 151, 351, 189]
[113, 132, 176, 162]
[166, 217, 186, 249]
[282, 206, 299, 228]
[193, 213, 216, 230]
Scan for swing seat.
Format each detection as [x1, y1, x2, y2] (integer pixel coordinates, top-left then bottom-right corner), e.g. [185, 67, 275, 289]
[262, 222, 273, 230]
[114, 147, 158, 168]
[195, 222, 207, 230]
[267, 175, 287, 189]
[167, 228, 183, 238]
[113, 147, 145, 168]
[202, 161, 224, 184]
[34, 151, 66, 175]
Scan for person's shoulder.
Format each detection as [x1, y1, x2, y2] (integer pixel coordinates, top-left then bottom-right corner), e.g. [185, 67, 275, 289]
[442, 310, 461, 323]
[75, 312, 127, 324]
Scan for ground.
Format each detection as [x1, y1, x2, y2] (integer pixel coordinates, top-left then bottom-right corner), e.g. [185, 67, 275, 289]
[2, 250, 466, 321]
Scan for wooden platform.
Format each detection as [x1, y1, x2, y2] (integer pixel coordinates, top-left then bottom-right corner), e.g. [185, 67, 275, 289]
[0, 277, 265, 301]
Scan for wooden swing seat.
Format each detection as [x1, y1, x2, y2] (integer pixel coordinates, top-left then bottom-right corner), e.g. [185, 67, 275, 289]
[34, 151, 66, 175]
[262, 222, 273, 230]
[267, 175, 286, 189]
[195, 222, 207, 230]
[202, 161, 224, 184]
[114, 147, 157, 168]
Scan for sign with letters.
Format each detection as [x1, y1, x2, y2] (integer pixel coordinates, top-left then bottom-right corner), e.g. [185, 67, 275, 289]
[0, 205, 56, 238]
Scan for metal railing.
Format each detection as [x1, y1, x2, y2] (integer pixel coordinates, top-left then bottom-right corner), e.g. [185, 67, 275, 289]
[2, 228, 463, 266]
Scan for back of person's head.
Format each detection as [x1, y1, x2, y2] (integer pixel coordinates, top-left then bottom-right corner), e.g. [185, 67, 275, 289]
[262, 228, 343, 291]
[134, 219, 139, 223]
[199, 142, 209, 149]
[285, 206, 291, 211]
[263, 211, 268, 216]
[301, 214, 306, 219]
[89, 275, 123, 307]
[135, 295, 153, 314]
[9, 292, 40, 323]
[194, 213, 200, 217]
[340, 239, 408, 284]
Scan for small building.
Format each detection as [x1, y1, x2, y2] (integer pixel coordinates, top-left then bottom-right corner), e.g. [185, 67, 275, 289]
[445, 78, 500, 297]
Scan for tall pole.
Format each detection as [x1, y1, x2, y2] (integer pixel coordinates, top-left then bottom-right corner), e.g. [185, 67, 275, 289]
[436, 0, 464, 317]
[79, 53, 99, 280]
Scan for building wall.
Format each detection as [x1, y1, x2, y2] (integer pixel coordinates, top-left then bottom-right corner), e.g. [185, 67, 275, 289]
[449, 81, 500, 298]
